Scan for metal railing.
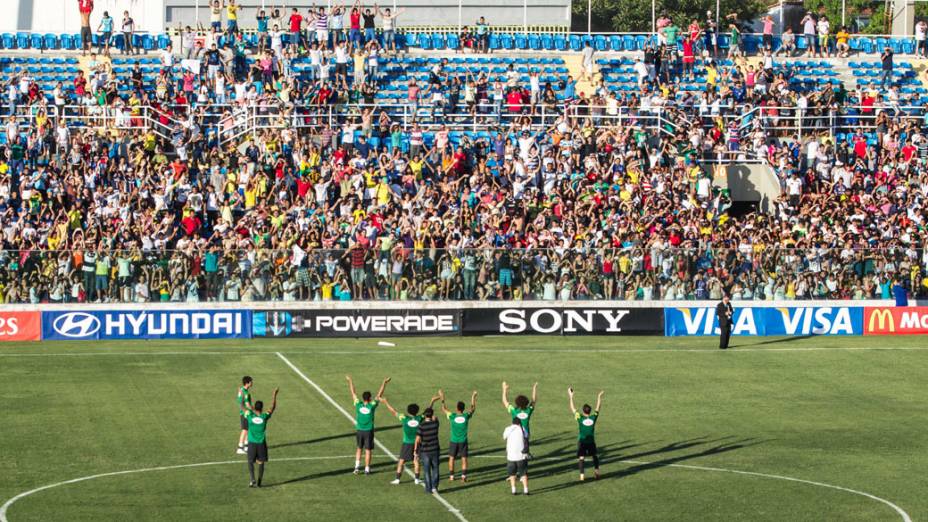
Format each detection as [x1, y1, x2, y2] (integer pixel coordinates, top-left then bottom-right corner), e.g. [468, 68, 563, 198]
[0, 248, 924, 303]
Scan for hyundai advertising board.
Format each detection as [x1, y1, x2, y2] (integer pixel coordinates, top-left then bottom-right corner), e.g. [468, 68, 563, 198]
[42, 310, 252, 340]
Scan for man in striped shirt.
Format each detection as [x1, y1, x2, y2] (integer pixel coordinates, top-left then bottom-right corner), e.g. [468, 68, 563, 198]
[414, 408, 441, 494]
[313, 7, 329, 48]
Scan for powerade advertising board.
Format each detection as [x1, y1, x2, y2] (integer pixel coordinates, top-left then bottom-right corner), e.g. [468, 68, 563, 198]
[664, 307, 863, 336]
[42, 310, 252, 340]
[253, 310, 460, 337]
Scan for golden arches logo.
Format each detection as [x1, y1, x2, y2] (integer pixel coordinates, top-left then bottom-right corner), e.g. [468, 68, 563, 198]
[868, 309, 894, 332]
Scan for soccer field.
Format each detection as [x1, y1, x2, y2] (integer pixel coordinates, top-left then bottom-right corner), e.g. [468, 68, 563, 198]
[1, 336, 925, 522]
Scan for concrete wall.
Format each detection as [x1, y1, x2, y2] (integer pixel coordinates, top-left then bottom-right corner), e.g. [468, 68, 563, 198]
[0, 0, 165, 34]
[163, 0, 570, 30]
[721, 163, 782, 215]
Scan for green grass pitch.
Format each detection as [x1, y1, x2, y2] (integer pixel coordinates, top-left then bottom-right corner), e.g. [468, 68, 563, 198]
[1, 336, 926, 522]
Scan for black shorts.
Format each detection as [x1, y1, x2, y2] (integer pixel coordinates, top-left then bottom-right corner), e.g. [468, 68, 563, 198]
[399, 442, 415, 461]
[335, 63, 348, 76]
[356, 430, 374, 450]
[80, 26, 92, 45]
[240, 416, 248, 430]
[247, 442, 268, 463]
[448, 441, 469, 458]
[506, 459, 527, 477]
[577, 441, 597, 458]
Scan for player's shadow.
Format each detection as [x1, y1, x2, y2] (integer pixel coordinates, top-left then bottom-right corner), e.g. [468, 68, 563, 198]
[442, 440, 645, 492]
[270, 425, 400, 450]
[741, 335, 815, 347]
[529, 437, 763, 495]
[266, 460, 396, 487]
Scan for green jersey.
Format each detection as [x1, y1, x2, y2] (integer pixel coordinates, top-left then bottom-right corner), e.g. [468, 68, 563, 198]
[576, 412, 598, 443]
[245, 411, 272, 444]
[447, 411, 473, 443]
[508, 404, 534, 432]
[398, 413, 423, 444]
[237, 386, 251, 416]
[354, 399, 379, 431]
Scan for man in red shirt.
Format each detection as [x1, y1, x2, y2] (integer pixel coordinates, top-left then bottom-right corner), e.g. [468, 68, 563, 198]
[78, 0, 94, 55]
[288, 8, 303, 53]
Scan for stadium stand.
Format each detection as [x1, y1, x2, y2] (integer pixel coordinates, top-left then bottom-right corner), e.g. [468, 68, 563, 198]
[0, 9, 926, 304]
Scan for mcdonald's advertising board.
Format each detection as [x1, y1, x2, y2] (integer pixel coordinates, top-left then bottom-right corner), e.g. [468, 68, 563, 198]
[864, 307, 928, 335]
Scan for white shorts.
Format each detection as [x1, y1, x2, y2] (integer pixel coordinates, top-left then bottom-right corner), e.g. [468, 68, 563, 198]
[316, 30, 328, 42]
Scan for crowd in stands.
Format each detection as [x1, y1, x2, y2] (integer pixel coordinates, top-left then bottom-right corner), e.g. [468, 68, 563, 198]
[0, 3, 925, 303]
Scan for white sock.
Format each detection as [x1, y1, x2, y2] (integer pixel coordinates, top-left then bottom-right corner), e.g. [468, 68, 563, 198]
[365, 466, 370, 472]
[523, 486, 528, 494]
[355, 460, 360, 469]
[511, 486, 516, 494]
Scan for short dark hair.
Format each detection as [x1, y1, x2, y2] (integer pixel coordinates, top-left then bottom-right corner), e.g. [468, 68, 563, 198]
[362, 391, 372, 401]
[582, 404, 592, 415]
[407, 403, 420, 416]
[423, 407, 434, 418]
[515, 395, 529, 409]
[457, 401, 466, 412]
[254, 400, 264, 412]
[242, 376, 253, 385]
[512, 417, 521, 425]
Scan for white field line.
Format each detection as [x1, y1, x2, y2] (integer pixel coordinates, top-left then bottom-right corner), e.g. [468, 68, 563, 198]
[275, 352, 468, 522]
[0, 346, 927, 357]
[1, 453, 910, 522]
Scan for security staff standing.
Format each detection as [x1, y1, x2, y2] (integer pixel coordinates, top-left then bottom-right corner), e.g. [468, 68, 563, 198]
[717, 295, 734, 349]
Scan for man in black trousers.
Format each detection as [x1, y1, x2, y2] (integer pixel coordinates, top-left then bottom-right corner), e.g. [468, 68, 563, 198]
[717, 295, 734, 349]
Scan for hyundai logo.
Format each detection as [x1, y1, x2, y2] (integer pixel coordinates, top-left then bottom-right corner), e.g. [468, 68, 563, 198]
[52, 312, 101, 338]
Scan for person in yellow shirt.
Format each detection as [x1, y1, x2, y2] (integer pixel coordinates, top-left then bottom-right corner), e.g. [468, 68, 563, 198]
[375, 178, 392, 206]
[835, 27, 850, 57]
[226, 0, 240, 33]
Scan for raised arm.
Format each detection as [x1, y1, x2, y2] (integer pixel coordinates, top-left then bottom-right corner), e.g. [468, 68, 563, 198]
[531, 382, 538, 406]
[381, 396, 398, 416]
[595, 390, 604, 413]
[469, 390, 477, 414]
[267, 388, 280, 414]
[427, 393, 440, 409]
[376, 377, 391, 400]
[438, 389, 451, 414]
[501, 381, 510, 409]
[568, 386, 577, 415]
[346, 374, 357, 402]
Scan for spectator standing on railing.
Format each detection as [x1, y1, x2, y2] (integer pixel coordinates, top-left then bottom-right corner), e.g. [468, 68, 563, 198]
[210, 0, 223, 35]
[881, 46, 894, 88]
[801, 12, 817, 57]
[761, 15, 774, 51]
[121, 11, 136, 55]
[916, 20, 927, 58]
[78, 0, 94, 56]
[817, 15, 831, 58]
[349, 1, 363, 52]
[288, 8, 303, 54]
[96, 11, 114, 56]
[476, 17, 489, 53]
[377, 5, 405, 54]
[776, 27, 795, 56]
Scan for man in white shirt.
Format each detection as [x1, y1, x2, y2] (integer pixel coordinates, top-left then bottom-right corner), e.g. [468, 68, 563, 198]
[503, 418, 529, 495]
[916, 20, 927, 58]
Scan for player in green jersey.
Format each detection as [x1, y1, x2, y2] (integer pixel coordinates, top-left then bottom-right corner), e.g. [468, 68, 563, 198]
[382, 393, 439, 485]
[568, 386, 603, 481]
[346, 374, 390, 475]
[438, 389, 477, 482]
[241, 387, 278, 487]
[236, 376, 254, 455]
[502, 381, 537, 458]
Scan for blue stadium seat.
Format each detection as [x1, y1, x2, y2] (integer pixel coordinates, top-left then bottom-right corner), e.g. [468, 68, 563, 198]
[157, 34, 170, 49]
[59, 34, 73, 50]
[501, 33, 514, 50]
[634, 35, 647, 50]
[16, 32, 30, 49]
[623, 35, 636, 51]
[569, 34, 581, 51]
[2, 33, 14, 49]
[446, 34, 459, 50]
[142, 34, 155, 51]
[554, 35, 567, 50]
[528, 34, 541, 50]
[515, 33, 528, 50]
[609, 35, 622, 51]
[902, 39, 915, 54]
[488, 33, 500, 49]
[419, 33, 432, 50]
[594, 35, 607, 51]
[541, 34, 554, 50]
[43, 33, 58, 50]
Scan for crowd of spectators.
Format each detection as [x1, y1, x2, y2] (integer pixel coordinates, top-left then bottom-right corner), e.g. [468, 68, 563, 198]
[0, 5, 926, 303]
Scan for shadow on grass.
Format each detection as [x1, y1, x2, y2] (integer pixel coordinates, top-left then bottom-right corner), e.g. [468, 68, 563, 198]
[266, 460, 396, 487]
[442, 436, 764, 495]
[736, 335, 815, 347]
[270, 425, 400, 450]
